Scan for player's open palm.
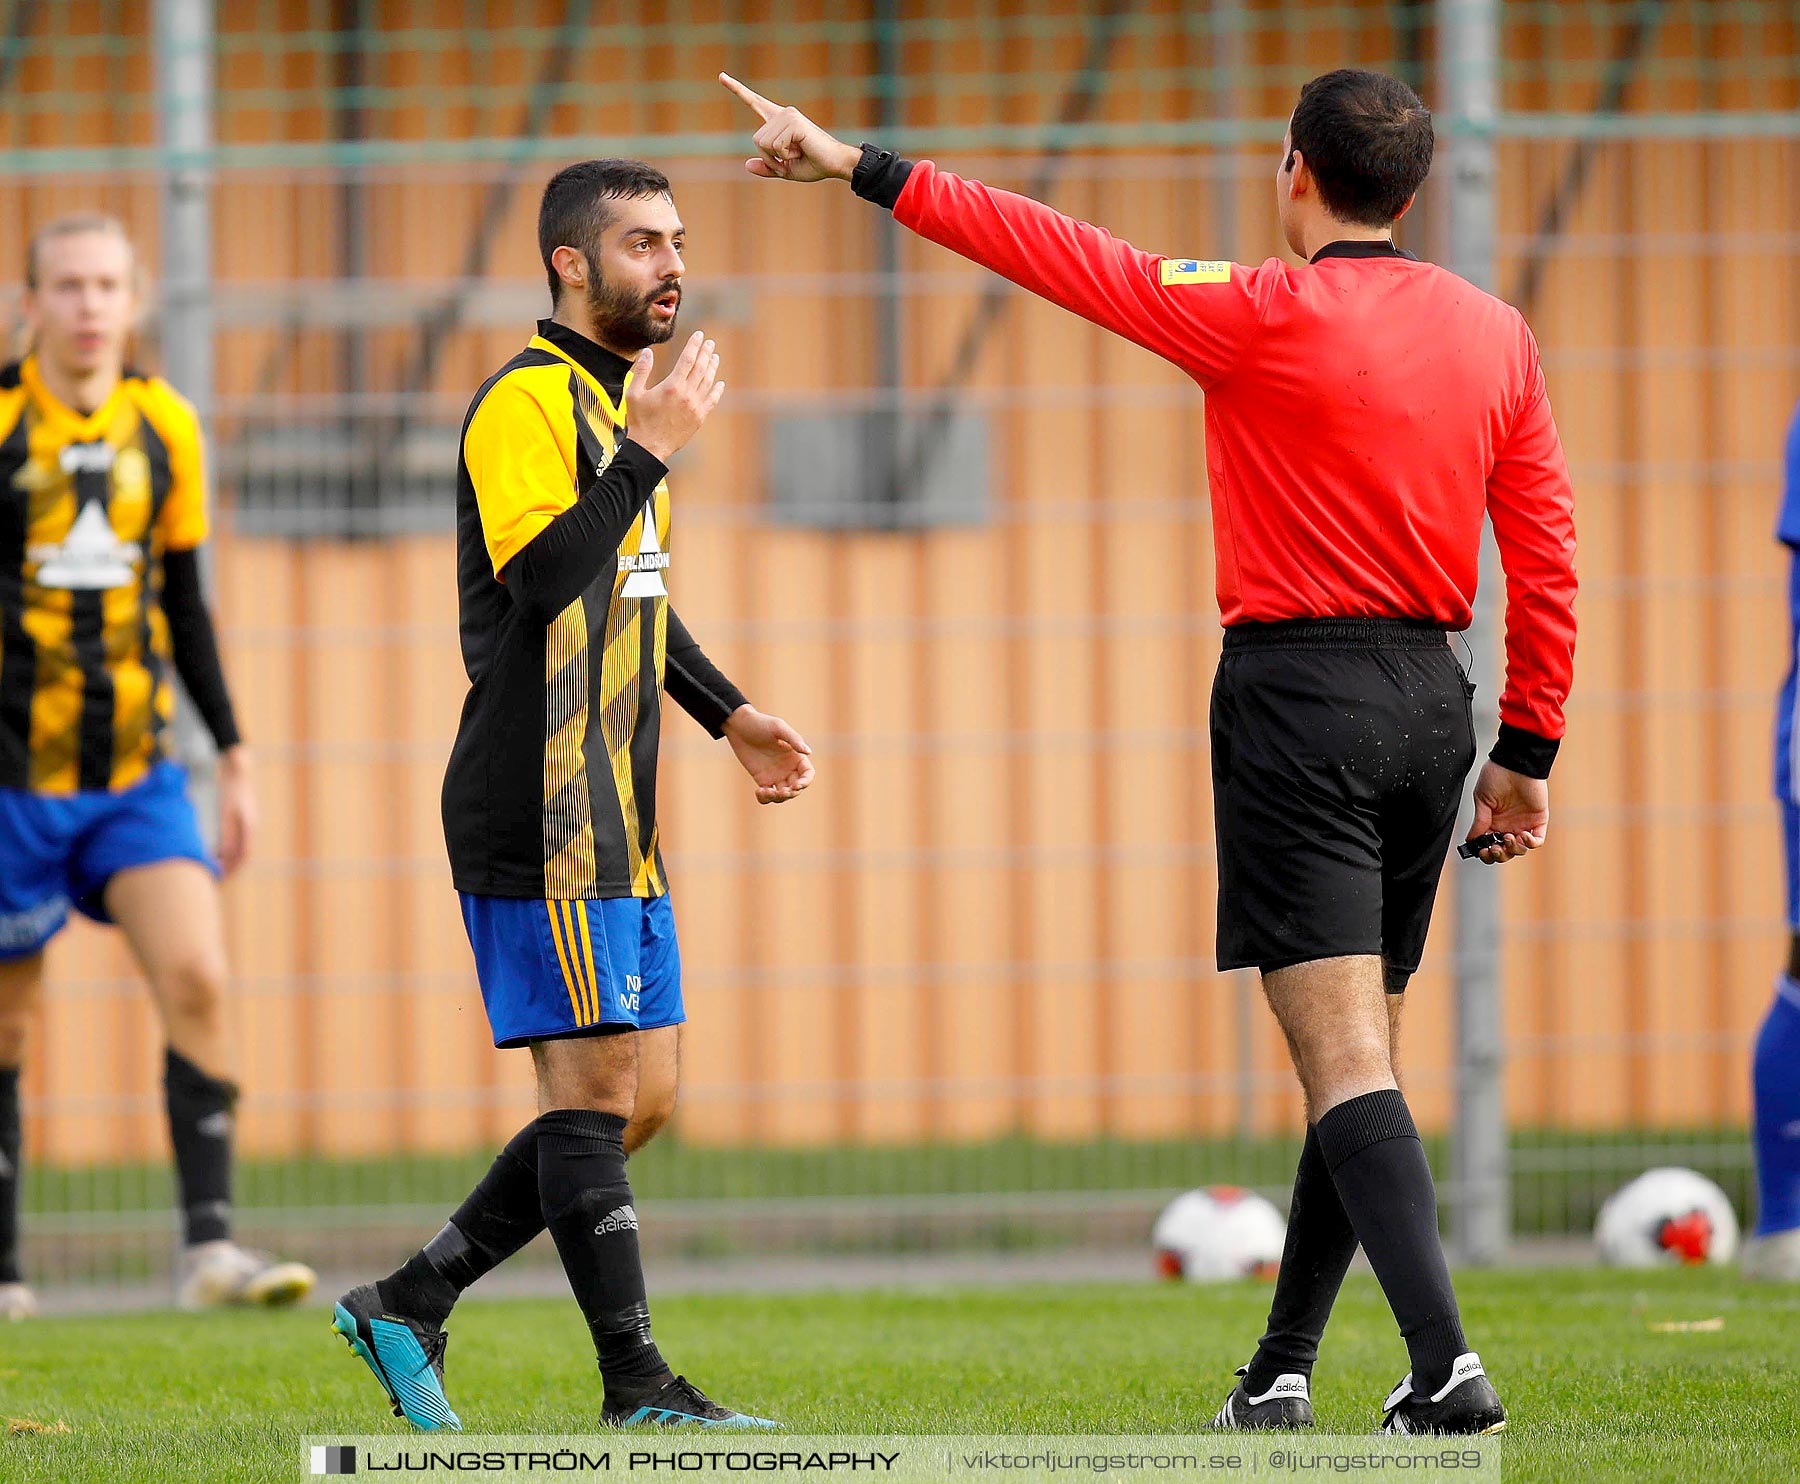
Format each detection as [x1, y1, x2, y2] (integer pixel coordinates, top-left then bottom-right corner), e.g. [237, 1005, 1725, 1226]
[722, 707, 816, 805]
[1467, 760, 1549, 864]
[626, 332, 723, 464]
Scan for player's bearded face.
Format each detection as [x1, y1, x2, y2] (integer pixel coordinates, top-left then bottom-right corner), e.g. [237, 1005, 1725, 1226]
[585, 266, 680, 352]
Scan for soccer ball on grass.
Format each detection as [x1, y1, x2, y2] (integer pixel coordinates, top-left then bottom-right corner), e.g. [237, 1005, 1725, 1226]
[1594, 1166, 1739, 1268]
[1152, 1186, 1286, 1281]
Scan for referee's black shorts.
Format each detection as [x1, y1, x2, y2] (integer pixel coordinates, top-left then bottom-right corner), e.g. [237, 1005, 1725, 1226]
[1210, 617, 1477, 986]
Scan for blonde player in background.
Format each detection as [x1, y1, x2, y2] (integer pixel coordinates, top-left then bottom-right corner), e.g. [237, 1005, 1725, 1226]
[0, 215, 314, 1317]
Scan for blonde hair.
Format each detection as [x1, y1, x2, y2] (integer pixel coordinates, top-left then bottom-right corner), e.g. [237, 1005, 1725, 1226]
[25, 211, 135, 290]
[17, 212, 141, 361]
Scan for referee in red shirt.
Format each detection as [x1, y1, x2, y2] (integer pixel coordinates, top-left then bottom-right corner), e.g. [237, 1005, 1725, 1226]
[725, 68, 1575, 1435]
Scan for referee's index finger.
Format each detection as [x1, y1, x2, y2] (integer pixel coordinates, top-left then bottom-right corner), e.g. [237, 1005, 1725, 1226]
[719, 72, 778, 121]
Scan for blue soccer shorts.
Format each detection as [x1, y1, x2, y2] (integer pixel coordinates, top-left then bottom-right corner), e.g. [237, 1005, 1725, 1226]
[1783, 798, 1800, 934]
[1777, 583, 1800, 930]
[0, 759, 216, 960]
[458, 891, 686, 1049]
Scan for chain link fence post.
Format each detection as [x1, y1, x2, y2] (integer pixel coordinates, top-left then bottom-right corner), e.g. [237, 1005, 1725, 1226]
[1441, 0, 1510, 1267]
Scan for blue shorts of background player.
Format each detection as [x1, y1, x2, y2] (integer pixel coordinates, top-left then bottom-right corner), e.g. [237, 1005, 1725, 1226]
[458, 892, 686, 1049]
[0, 759, 217, 960]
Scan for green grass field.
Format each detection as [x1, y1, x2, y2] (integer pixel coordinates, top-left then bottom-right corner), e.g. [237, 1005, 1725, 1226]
[2, 1269, 1794, 1483]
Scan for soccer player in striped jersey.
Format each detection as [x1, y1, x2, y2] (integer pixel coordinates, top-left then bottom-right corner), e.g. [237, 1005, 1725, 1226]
[0, 215, 315, 1317]
[330, 161, 811, 1431]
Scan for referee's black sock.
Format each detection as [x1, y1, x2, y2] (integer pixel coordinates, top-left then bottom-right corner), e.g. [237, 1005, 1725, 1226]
[378, 1119, 546, 1326]
[0, 1066, 21, 1284]
[537, 1108, 672, 1402]
[1244, 1123, 1358, 1394]
[164, 1047, 237, 1247]
[1314, 1089, 1467, 1398]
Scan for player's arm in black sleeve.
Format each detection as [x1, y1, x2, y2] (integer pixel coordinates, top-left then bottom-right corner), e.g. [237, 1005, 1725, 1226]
[160, 546, 243, 751]
[664, 607, 749, 739]
[501, 440, 669, 618]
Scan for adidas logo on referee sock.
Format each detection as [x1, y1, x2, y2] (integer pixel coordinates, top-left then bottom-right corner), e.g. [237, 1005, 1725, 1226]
[594, 1205, 639, 1236]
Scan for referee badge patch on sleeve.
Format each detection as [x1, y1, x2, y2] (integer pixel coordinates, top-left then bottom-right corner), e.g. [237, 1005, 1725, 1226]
[1159, 258, 1232, 285]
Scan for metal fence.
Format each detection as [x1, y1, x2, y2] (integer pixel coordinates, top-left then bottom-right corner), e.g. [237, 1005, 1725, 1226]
[5, 0, 1799, 1297]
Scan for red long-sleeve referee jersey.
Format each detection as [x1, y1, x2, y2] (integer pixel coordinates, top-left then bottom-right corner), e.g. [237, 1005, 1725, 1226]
[852, 151, 1577, 776]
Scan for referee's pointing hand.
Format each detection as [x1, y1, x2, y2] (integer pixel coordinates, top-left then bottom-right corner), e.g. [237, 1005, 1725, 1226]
[720, 73, 861, 184]
[625, 330, 724, 464]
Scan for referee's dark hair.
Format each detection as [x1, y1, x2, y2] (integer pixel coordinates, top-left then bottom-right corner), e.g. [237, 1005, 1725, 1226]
[1288, 69, 1434, 227]
[539, 159, 674, 301]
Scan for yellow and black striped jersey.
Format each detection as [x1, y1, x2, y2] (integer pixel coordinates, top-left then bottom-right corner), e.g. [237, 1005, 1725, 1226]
[443, 319, 677, 900]
[0, 356, 209, 794]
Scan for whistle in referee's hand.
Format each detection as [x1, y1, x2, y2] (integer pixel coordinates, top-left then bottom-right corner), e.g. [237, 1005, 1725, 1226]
[1457, 832, 1507, 861]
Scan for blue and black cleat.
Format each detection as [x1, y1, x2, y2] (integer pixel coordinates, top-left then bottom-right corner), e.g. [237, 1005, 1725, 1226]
[331, 1283, 462, 1432]
[601, 1374, 780, 1430]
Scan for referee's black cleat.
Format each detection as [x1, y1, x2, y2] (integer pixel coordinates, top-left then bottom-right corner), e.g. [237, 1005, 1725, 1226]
[1377, 1353, 1506, 1435]
[331, 1282, 462, 1432]
[1210, 1365, 1314, 1430]
[601, 1374, 780, 1430]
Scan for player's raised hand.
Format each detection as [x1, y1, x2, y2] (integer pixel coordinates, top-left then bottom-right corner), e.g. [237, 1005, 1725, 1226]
[626, 331, 724, 463]
[719, 73, 861, 184]
[722, 706, 816, 805]
[1466, 759, 1549, 864]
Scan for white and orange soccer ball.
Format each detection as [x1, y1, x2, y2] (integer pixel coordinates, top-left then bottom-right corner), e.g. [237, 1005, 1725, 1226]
[1152, 1186, 1286, 1282]
[1594, 1167, 1740, 1269]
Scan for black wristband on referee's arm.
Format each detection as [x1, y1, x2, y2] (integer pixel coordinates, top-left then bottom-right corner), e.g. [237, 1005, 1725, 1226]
[1489, 722, 1558, 780]
[851, 144, 915, 210]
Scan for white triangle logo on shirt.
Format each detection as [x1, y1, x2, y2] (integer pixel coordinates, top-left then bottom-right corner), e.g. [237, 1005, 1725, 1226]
[30, 499, 141, 590]
[618, 499, 669, 598]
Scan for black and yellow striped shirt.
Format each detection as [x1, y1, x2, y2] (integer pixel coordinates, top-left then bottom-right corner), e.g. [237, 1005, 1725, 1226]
[0, 356, 210, 793]
[444, 320, 681, 900]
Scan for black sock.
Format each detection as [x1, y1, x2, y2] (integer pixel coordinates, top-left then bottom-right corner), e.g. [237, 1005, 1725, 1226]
[379, 1119, 546, 1325]
[164, 1048, 237, 1247]
[1314, 1089, 1467, 1397]
[0, 1066, 20, 1284]
[537, 1108, 670, 1401]
[1245, 1124, 1358, 1393]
